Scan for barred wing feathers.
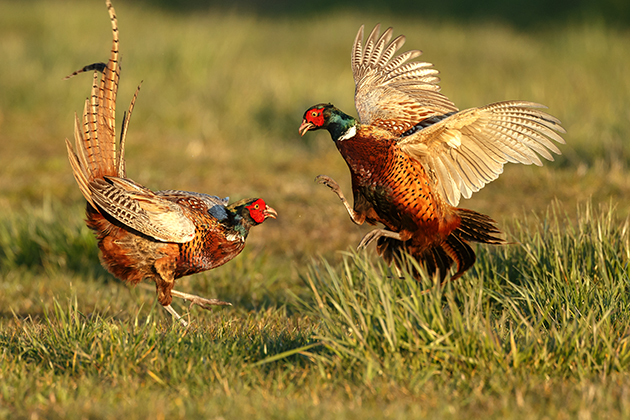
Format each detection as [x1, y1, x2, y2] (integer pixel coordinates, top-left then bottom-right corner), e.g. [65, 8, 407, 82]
[91, 177, 197, 243]
[352, 24, 457, 135]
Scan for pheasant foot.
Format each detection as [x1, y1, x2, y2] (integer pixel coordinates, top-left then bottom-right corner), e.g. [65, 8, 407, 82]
[315, 174, 364, 225]
[315, 174, 343, 194]
[358, 229, 403, 249]
[171, 289, 232, 310]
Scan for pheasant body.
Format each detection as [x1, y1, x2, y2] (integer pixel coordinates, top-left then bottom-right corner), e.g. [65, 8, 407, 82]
[338, 125, 444, 236]
[300, 24, 565, 281]
[304, 106, 496, 279]
[86, 192, 265, 307]
[65, 1, 275, 324]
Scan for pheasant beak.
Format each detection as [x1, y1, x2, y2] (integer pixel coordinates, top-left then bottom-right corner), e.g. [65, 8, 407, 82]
[264, 205, 277, 219]
[299, 119, 315, 136]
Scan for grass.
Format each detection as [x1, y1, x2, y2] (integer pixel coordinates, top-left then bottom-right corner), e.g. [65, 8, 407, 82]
[3, 203, 630, 418]
[2, 0, 630, 418]
[301, 202, 630, 381]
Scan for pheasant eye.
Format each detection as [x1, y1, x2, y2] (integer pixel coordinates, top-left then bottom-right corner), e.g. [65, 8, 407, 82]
[311, 111, 318, 117]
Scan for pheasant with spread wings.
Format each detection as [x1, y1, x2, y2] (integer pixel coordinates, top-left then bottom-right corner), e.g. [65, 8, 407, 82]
[65, 1, 276, 325]
[299, 25, 565, 281]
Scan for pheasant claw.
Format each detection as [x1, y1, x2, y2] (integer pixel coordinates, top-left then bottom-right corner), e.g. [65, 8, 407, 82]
[171, 289, 232, 311]
[358, 229, 403, 249]
[315, 174, 340, 191]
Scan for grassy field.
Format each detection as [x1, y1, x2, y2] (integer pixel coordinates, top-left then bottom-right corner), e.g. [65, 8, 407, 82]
[1, 0, 630, 418]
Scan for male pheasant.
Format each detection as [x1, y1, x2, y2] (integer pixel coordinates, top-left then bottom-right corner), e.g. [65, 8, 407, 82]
[65, 1, 276, 325]
[299, 25, 565, 282]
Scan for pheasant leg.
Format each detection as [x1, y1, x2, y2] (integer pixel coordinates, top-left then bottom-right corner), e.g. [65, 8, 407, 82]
[163, 304, 189, 327]
[358, 229, 403, 249]
[316, 175, 365, 225]
[170, 289, 232, 310]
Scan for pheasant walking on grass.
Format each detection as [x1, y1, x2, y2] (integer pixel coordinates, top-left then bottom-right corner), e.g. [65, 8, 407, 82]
[65, 1, 276, 326]
[299, 25, 565, 282]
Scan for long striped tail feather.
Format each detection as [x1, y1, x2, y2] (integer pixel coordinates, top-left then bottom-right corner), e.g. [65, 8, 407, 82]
[65, 0, 140, 205]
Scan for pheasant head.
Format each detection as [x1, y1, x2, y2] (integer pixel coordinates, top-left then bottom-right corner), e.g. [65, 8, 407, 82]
[229, 198, 277, 230]
[299, 103, 357, 142]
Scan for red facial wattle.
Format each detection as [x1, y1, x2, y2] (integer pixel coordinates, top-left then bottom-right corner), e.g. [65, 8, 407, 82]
[247, 198, 277, 224]
[307, 108, 325, 127]
[299, 106, 325, 136]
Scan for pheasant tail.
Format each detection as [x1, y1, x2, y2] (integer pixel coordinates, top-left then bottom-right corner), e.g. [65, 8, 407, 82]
[376, 208, 505, 281]
[65, 0, 139, 208]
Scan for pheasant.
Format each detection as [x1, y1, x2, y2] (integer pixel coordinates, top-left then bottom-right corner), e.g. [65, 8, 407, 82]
[299, 25, 565, 282]
[65, 1, 276, 325]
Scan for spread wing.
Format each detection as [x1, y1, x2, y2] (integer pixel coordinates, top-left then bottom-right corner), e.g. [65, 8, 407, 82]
[352, 24, 458, 135]
[398, 101, 566, 206]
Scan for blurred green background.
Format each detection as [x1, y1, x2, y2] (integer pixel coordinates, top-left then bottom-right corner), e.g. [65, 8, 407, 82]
[1, 0, 629, 257]
[0, 0, 626, 282]
[1, 0, 629, 316]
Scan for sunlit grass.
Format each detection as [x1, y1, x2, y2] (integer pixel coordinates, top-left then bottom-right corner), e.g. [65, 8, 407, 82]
[301, 202, 630, 383]
[3, 201, 630, 418]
